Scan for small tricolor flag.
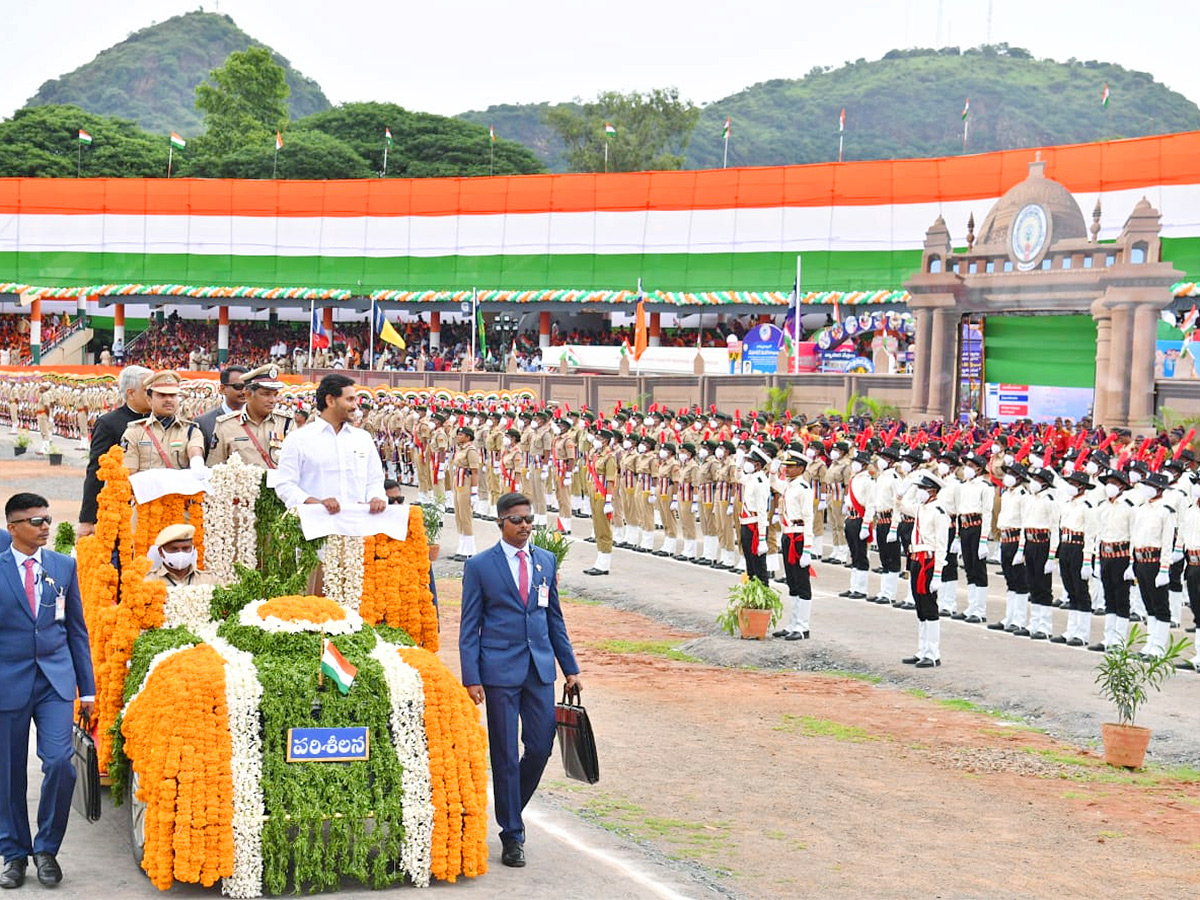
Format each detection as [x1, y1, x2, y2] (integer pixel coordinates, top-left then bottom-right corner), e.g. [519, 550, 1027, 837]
[385, 126, 393, 147]
[1102, 83, 1110, 108]
[489, 125, 496, 144]
[1181, 304, 1198, 334]
[169, 132, 186, 150]
[321, 639, 357, 696]
[619, 339, 631, 358]
[961, 98, 970, 120]
[77, 129, 92, 145]
[275, 131, 283, 151]
[311, 306, 330, 349]
[722, 117, 731, 139]
[839, 108, 845, 133]
[604, 122, 617, 136]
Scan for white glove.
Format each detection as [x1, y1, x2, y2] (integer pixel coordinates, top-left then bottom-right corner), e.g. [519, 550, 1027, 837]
[670, 500, 678, 512]
[757, 542, 768, 556]
[1124, 564, 1136, 583]
[470, 488, 479, 499]
[769, 458, 781, 473]
[649, 494, 658, 504]
[842, 501, 851, 516]
[542, 466, 550, 478]
[859, 525, 871, 541]
[1172, 549, 1185, 564]
[886, 529, 898, 544]
[818, 500, 828, 511]
[691, 502, 699, 515]
[1155, 570, 1169, 588]
[799, 552, 812, 567]
[1013, 550, 1025, 566]
[189, 456, 212, 481]
[603, 500, 613, 516]
[978, 540, 989, 560]
[726, 503, 734, 515]
[1044, 560, 1055, 575]
[930, 575, 942, 592]
[1080, 563, 1093, 581]
[950, 537, 961, 554]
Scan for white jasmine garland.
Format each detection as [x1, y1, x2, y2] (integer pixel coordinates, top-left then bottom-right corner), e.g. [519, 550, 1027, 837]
[370, 641, 434, 887]
[321, 535, 365, 610]
[209, 636, 266, 900]
[238, 598, 364, 635]
[163, 584, 216, 631]
[203, 456, 264, 582]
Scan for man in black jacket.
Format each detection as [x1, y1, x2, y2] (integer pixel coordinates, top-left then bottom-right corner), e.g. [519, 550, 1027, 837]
[195, 365, 249, 455]
[77, 366, 152, 537]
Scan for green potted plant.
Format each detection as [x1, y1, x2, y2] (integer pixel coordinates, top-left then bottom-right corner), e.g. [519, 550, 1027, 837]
[418, 498, 445, 561]
[1093, 624, 1190, 768]
[532, 527, 570, 581]
[13, 433, 30, 456]
[716, 577, 784, 640]
[46, 441, 63, 466]
[54, 521, 77, 555]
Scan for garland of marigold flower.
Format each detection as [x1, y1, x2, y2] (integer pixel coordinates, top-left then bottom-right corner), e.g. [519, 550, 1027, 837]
[256, 595, 346, 624]
[396, 647, 489, 882]
[122, 643, 234, 890]
[358, 508, 438, 651]
[133, 492, 205, 562]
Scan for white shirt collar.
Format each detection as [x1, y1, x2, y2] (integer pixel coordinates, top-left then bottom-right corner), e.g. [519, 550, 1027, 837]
[500, 539, 530, 562]
[11, 544, 43, 571]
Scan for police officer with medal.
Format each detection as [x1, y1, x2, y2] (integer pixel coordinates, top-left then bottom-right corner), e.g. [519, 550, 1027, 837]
[119, 371, 206, 475]
[207, 364, 293, 469]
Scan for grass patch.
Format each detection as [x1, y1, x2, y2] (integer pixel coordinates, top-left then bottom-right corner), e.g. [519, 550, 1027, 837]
[1097, 830, 1125, 840]
[774, 714, 876, 742]
[578, 794, 731, 860]
[905, 688, 929, 699]
[1060, 791, 1090, 800]
[1020, 749, 1200, 785]
[763, 829, 789, 841]
[563, 594, 602, 606]
[817, 669, 883, 684]
[588, 639, 701, 663]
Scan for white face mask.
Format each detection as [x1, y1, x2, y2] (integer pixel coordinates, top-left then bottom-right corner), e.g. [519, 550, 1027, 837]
[805, 449, 817, 460]
[914, 488, 930, 505]
[645, 417, 656, 427]
[163, 549, 196, 571]
[1129, 470, 1143, 484]
[1030, 481, 1044, 494]
[851, 461, 863, 474]
[743, 461, 757, 475]
[898, 460, 913, 474]
[830, 450, 842, 460]
[591, 437, 603, 448]
[963, 466, 976, 480]
[1003, 454, 1014, 467]
[715, 448, 726, 459]
[502, 436, 512, 447]
[1063, 461, 1075, 475]
[659, 449, 669, 459]
[1137, 483, 1155, 499]
[937, 462, 951, 476]
[708, 419, 718, 429]
[1002, 474, 1017, 488]
[877, 458, 890, 470]
[622, 440, 632, 450]
[1105, 483, 1121, 499]
[992, 444, 1003, 455]
[1028, 455, 1043, 470]
[1085, 461, 1099, 476]
[638, 444, 647, 454]
[698, 448, 709, 459]
[1190, 484, 1200, 499]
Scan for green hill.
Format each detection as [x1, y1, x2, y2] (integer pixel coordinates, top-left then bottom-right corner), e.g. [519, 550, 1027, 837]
[457, 102, 574, 172]
[25, 11, 330, 137]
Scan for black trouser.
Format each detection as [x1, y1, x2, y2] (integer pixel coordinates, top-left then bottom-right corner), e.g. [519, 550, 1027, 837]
[1100, 555, 1131, 618]
[845, 516, 869, 571]
[1057, 541, 1090, 611]
[1185, 563, 1200, 624]
[913, 554, 939, 622]
[740, 523, 769, 585]
[1170, 556, 1185, 593]
[959, 524, 988, 587]
[943, 524, 958, 582]
[782, 533, 811, 600]
[1025, 537, 1052, 606]
[875, 517, 901, 573]
[897, 517, 914, 556]
[1134, 557, 1170, 623]
[1000, 540, 1028, 593]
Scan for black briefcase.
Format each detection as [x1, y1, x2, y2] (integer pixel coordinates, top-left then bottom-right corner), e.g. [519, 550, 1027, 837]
[71, 714, 101, 823]
[555, 685, 599, 784]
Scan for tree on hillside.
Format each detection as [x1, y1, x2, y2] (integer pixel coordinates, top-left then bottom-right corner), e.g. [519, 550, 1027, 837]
[298, 101, 546, 176]
[545, 89, 699, 172]
[185, 129, 373, 179]
[194, 46, 289, 156]
[0, 105, 166, 177]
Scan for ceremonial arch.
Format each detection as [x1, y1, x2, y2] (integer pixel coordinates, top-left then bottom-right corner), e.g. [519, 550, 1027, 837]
[904, 157, 1181, 428]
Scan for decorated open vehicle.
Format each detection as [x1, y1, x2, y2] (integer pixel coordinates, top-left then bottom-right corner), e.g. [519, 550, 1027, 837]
[76, 450, 488, 897]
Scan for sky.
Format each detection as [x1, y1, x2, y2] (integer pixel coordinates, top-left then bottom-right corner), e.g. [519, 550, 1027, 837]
[3, 0, 1199, 121]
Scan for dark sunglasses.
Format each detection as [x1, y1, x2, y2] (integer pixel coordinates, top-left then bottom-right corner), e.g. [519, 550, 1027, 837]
[227, 382, 248, 391]
[9, 515, 53, 527]
[499, 515, 536, 525]
[387, 496, 405, 505]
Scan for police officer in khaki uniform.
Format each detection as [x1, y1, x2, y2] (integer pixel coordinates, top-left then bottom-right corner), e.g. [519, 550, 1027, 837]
[145, 523, 220, 587]
[207, 364, 293, 469]
[120, 371, 206, 474]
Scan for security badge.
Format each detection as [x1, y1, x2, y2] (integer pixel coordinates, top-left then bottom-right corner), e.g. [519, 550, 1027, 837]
[44, 574, 66, 621]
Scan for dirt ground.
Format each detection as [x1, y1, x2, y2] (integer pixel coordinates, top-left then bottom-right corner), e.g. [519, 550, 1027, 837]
[438, 579, 1200, 900]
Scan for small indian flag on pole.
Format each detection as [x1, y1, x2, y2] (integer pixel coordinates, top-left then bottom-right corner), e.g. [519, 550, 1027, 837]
[321, 638, 357, 695]
[385, 126, 393, 147]
[722, 117, 731, 139]
[620, 338, 632, 358]
[839, 108, 845, 133]
[1180, 304, 1198, 334]
[275, 131, 284, 151]
[605, 122, 617, 136]
[1102, 83, 1110, 108]
[78, 129, 92, 145]
[489, 125, 496, 144]
[169, 132, 186, 150]
[961, 98, 970, 120]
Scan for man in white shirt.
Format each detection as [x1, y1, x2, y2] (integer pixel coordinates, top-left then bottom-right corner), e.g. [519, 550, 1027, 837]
[273, 373, 387, 515]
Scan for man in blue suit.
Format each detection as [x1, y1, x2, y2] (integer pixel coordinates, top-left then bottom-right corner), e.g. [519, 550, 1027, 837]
[0, 493, 95, 889]
[460, 492, 581, 869]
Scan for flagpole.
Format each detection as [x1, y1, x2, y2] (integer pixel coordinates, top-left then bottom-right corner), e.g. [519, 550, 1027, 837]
[723, 132, 728, 169]
[369, 298, 377, 371]
[383, 142, 389, 176]
[793, 255, 802, 374]
[272, 146, 279, 179]
[838, 132, 844, 164]
[167, 145, 173, 178]
[308, 298, 315, 368]
[77, 141, 82, 178]
[962, 117, 968, 153]
[471, 287, 477, 370]
[604, 138, 609, 174]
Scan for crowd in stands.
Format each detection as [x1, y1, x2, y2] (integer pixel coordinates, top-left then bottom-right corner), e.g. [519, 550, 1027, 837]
[0, 312, 77, 364]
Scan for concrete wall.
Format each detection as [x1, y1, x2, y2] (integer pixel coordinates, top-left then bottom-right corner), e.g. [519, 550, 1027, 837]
[311, 369, 918, 419]
[1155, 379, 1200, 422]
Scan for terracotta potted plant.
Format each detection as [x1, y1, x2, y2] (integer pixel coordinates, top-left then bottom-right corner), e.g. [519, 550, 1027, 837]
[419, 498, 445, 561]
[717, 578, 784, 641]
[1093, 623, 1189, 768]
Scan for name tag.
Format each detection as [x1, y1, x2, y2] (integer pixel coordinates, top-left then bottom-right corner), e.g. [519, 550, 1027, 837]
[537, 583, 550, 608]
[233, 436, 249, 442]
[55, 591, 65, 622]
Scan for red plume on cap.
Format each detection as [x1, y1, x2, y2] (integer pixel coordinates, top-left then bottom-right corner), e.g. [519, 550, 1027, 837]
[709, 404, 716, 414]
[1075, 448, 1089, 468]
[734, 409, 742, 427]
[1095, 432, 1118, 453]
[614, 400, 621, 411]
[1014, 436, 1034, 462]
[1175, 428, 1196, 459]
[1135, 436, 1154, 461]
[856, 429, 869, 451]
[1151, 444, 1168, 472]
[563, 402, 571, 413]
[885, 423, 901, 446]
[1072, 430, 1086, 451]
[1116, 448, 1131, 470]
[974, 437, 991, 455]
[458, 415, 465, 427]
[649, 402, 658, 413]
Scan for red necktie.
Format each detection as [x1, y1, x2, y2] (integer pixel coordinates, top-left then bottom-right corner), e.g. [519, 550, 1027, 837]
[23, 558, 36, 617]
[516, 549, 529, 606]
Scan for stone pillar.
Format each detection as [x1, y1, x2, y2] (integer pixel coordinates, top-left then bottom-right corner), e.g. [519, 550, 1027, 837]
[429, 312, 441, 351]
[539, 311, 551, 349]
[77, 294, 88, 329]
[908, 308, 932, 414]
[649, 313, 661, 348]
[1129, 303, 1159, 426]
[1092, 312, 1111, 426]
[29, 298, 42, 365]
[926, 309, 956, 421]
[217, 306, 230, 364]
[1106, 306, 1132, 427]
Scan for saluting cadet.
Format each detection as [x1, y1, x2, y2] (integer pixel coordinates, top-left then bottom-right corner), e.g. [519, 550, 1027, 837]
[901, 474, 951, 668]
[1130, 471, 1176, 658]
[956, 452, 994, 623]
[207, 365, 293, 469]
[120, 371, 206, 475]
[1053, 469, 1096, 646]
[773, 450, 815, 640]
[499, 428, 524, 498]
[839, 450, 875, 600]
[1090, 469, 1137, 653]
[450, 426, 481, 561]
[738, 445, 773, 584]
[583, 429, 619, 576]
[824, 441, 851, 564]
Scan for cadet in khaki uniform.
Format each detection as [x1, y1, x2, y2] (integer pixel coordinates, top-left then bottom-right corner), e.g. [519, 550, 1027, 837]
[675, 443, 700, 560]
[824, 441, 852, 564]
[208, 364, 293, 468]
[695, 440, 719, 565]
[551, 417, 577, 533]
[635, 436, 658, 552]
[617, 432, 639, 548]
[654, 442, 681, 558]
[806, 440, 830, 562]
[451, 426, 481, 560]
[414, 410, 436, 502]
[485, 414, 504, 515]
[499, 428, 524, 496]
[529, 411, 553, 526]
[145, 523, 219, 587]
[583, 429, 620, 575]
[120, 371, 206, 474]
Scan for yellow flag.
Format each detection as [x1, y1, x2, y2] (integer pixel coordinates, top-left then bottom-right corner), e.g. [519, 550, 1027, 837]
[379, 318, 406, 349]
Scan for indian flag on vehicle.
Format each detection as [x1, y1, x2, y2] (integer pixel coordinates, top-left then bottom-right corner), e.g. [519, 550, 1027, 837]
[169, 132, 186, 150]
[77, 130, 92, 145]
[321, 638, 357, 695]
[604, 122, 617, 136]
